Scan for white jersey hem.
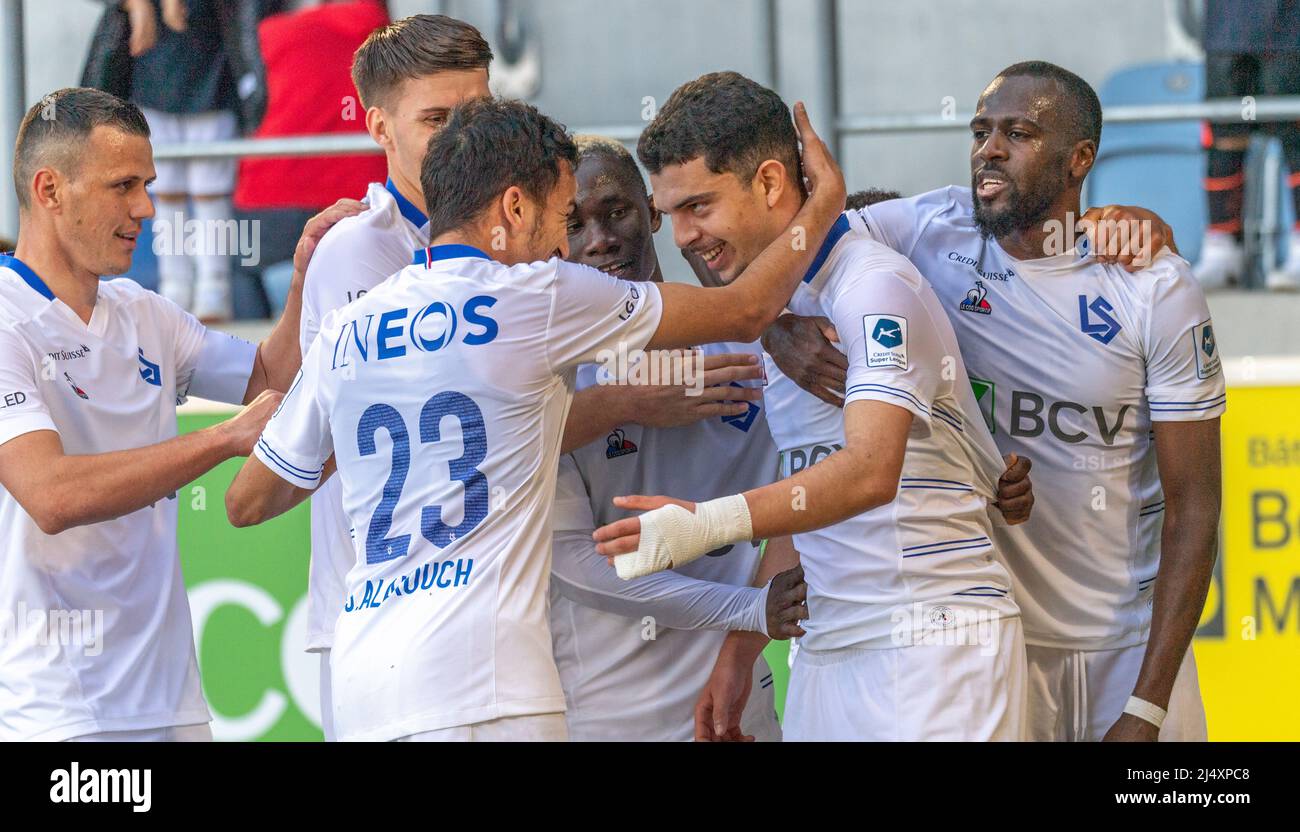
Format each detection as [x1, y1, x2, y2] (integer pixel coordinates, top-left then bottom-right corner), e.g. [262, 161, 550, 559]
[340, 696, 568, 742]
[29, 707, 213, 743]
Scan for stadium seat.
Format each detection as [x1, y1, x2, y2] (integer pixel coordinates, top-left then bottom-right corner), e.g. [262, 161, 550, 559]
[1084, 61, 1209, 265]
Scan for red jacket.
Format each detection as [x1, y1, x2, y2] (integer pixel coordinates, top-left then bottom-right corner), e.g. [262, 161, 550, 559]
[234, 1, 389, 211]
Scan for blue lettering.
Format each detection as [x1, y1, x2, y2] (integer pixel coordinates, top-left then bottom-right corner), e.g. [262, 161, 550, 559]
[359, 579, 377, 609]
[344, 594, 355, 613]
[377, 309, 408, 360]
[454, 558, 474, 587]
[348, 315, 375, 363]
[410, 301, 457, 352]
[462, 296, 499, 345]
[419, 562, 437, 590]
[401, 569, 421, 595]
[381, 580, 402, 603]
[436, 560, 453, 589]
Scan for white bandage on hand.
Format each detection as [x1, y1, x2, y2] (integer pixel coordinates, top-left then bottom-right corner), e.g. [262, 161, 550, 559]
[614, 494, 753, 580]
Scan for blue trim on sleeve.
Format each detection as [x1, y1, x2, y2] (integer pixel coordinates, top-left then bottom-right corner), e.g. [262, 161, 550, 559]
[385, 178, 428, 229]
[0, 254, 55, 301]
[1149, 394, 1227, 412]
[801, 213, 853, 284]
[256, 438, 323, 485]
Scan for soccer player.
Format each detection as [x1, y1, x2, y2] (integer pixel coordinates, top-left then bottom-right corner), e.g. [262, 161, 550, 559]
[0, 87, 357, 741]
[547, 135, 804, 742]
[773, 62, 1223, 741]
[224, 97, 846, 741]
[594, 72, 1034, 742]
[294, 13, 493, 742]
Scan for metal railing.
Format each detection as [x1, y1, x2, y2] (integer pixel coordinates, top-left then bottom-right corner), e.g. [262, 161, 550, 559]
[151, 96, 1300, 160]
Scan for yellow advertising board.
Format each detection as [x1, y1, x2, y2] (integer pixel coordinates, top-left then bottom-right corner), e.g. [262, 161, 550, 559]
[1196, 378, 1300, 740]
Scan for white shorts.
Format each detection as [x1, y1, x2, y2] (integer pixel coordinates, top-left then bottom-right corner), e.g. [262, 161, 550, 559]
[394, 713, 568, 743]
[784, 617, 1028, 741]
[140, 107, 238, 197]
[1026, 642, 1206, 741]
[65, 723, 213, 742]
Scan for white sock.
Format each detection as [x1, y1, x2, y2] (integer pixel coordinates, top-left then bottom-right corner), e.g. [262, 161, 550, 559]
[191, 197, 234, 319]
[153, 201, 194, 308]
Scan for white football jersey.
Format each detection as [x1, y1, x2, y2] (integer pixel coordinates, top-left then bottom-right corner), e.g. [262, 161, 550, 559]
[859, 187, 1226, 649]
[763, 212, 1019, 652]
[0, 255, 255, 741]
[549, 341, 781, 742]
[300, 180, 428, 652]
[256, 244, 663, 740]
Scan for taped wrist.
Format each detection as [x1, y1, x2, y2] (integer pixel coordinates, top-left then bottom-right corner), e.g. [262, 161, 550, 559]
[614, 494, 753, 580]
[1123, 696, 1167, 729]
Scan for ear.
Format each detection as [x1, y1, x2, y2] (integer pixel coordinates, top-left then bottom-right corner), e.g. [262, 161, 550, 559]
[499, 185, 528, 233]
[31, 168, 60, 211]
[365, 106, 390, 150]
[754, 159, 789, 208]
[1070, 140, 1096, 181]
[648, 196, 663, 233]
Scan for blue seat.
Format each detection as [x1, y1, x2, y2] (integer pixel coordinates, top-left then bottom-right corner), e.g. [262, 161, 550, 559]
[1084, 62, 1209, 265]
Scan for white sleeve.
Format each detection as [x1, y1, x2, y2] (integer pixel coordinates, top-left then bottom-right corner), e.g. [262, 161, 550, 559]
[834, 268, 946, 437]
[551, 530, 768, 633]
[163, 294, 257, 405]
[857, 198, 923, 257]
[253, 335, 332, 488]
[550, 455, 768, 632]
[545, 260, 663, 372]
[0, 331, 57, 447]
[1142, 258, 1227, 422]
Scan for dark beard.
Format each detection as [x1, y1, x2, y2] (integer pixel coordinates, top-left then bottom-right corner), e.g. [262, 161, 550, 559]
[972, 163, 1068, 241]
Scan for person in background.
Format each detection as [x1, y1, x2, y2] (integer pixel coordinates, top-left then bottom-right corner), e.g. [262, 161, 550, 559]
[115, 0, 255, 321]
[1193, 0, 1300, 290]
[232, 0, 390, 318]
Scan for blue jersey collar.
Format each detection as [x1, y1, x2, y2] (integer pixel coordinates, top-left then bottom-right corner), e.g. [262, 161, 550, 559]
[0, 253, 56, 301]
[413, 244, 493, 266]
[385, 178, 428, 229]
[801, 213, 852, 284]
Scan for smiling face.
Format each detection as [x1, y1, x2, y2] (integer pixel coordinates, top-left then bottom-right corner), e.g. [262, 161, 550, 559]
[565, 152, 661, 282]
[51, 126, 156, 276]
[969, 73, 1091, 240]
[370, 68, 491, 203]
[649, 156, 793, 283]
[503, 160, 577, 266]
